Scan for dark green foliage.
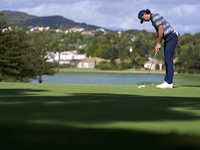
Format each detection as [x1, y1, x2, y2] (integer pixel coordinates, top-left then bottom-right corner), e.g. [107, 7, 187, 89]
[177, 69, 200, 74]
[196, 70, 200, 74]
[177, 69, 187, 74]
[28, 30, 58, 83]
[188, 69, 195, 74]
[0, 13, 58, 83]
[96, 61, 108, 69]
[117, 62, 133, 70]
[178, 33, 200, 70]
[96, 61, 116, 70]
[78, 49, 86, 54]
[0, 13, 34, 82]
[87, 44, 98, 57]
[59, 64, 74, 68]
[99, 63, 116, 70]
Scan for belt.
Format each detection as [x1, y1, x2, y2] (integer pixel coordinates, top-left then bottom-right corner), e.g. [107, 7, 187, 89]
[163, 31, 178, 40]
[173, 31, 179, 36]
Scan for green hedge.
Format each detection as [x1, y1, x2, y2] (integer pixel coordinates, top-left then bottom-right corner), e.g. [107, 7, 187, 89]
[59, 64, 75, 68]
[177, 69, 200, 74]
[117, 62, 133, 70]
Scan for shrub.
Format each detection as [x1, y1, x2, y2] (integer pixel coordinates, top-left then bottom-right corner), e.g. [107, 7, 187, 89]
[59, 64, 74, 68]
[196, 70, 200, 74]
[117, 62, 133, 70]
[96, 61, 108, 69]
[182, 69, 187, 73]
[100, 63, 116, 70]
[177, 69, 199, 74]
[177, 69, 182, 74]
[188, 69, 195, 74]
[123, 62, 133, 69]
[2, 75, 30, 82]
[177, 69, 187, 74]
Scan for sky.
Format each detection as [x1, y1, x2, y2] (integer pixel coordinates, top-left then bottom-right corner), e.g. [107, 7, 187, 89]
[1, 0, 200, 35]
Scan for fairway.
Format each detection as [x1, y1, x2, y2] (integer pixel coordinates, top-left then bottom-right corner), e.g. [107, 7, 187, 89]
[0, 74, 200, 149]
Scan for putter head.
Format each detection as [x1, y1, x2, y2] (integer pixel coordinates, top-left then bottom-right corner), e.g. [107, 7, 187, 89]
[138, 85, 145, 89]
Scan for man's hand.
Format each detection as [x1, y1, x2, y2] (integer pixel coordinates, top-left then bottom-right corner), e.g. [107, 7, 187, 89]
[155, 43, 161, 52]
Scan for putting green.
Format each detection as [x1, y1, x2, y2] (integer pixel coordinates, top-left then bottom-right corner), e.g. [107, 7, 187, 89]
[0, 74, 200, 149]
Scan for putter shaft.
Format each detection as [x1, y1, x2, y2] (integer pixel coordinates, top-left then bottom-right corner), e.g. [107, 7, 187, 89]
[144, 51, 157, 85]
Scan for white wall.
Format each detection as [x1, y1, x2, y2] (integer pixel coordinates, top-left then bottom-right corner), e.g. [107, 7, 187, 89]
[46, 51, 86, 62]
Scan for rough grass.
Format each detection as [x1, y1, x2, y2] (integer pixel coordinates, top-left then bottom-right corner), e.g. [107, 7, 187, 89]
[0, 74, 200, 150]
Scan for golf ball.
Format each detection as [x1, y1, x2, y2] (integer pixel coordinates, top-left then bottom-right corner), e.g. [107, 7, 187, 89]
[138, 87, 141, 89]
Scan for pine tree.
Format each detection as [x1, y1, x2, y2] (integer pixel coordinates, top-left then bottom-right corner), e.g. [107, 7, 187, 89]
[0, 12, 9, 81]
[0, 12, 21, 81]
[0, 13, 36, 82]
[29, 30, 58, 83]
[14, 15, 36, 82]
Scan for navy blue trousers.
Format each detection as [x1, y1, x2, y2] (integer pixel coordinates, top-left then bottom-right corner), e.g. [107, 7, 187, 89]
[163, 32, 178, 84]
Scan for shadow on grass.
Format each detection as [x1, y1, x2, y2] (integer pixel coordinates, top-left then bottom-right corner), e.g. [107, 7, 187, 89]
[1, 89, 200, 123]
[0, 89, 48, 96]
[1, 124, 200, 150]
[180, 85, 200, 88]
[1, 89, 200, 149]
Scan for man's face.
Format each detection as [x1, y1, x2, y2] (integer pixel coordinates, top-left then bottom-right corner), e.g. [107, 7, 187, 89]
[142, 13, 150, 23]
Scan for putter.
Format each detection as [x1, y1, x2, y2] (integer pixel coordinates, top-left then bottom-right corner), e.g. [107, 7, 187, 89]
[138, 51, 157, 89]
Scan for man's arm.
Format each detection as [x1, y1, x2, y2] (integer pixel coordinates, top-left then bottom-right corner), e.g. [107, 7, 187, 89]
[155, 24, 164, 52]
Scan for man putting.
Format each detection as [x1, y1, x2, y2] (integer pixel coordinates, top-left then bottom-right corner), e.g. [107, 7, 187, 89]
[138, 9, 178, 89]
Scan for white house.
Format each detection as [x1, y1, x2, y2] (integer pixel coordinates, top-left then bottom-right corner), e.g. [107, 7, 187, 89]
[55, 29, 63, 33]
[2, 26, 12, 32]
[29, 26, 50, 32]
[46, 51, 87, 65]
[82, 31, 94, 36]
[77, 57, 109, 69]
[144, 58, 178, 71]
[144, 59, 165, 70]
[68, 27, 84, 33]
[96, 28, 107, 34]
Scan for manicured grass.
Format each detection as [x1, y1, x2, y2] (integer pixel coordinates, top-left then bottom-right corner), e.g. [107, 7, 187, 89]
[0, 74, 200, 149]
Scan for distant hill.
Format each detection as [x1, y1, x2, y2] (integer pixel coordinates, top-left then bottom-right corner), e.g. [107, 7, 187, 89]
[1, 10, 37, 21]
[1, 10, 107, 30]
[23, 15, 102, 30]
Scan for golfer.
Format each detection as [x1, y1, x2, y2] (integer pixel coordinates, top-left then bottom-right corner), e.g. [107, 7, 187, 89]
[138, 9, 178, 89]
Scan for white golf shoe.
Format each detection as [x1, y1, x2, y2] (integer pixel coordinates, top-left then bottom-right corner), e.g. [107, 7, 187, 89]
[156, 81, 173, 89]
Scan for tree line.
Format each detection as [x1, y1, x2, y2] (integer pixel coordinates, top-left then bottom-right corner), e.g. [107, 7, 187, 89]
[1, 12, 200, 83]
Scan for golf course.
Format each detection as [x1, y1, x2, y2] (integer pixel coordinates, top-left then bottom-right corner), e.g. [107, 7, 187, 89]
[0, 73, 200, 149]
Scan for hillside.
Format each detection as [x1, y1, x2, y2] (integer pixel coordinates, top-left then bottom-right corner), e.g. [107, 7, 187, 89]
[23, 15, 102, 30]
[1, 10, 106, 30]
[1, 10, 37, 21]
